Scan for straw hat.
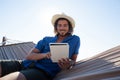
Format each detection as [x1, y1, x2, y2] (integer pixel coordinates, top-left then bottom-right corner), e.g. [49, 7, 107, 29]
[51, 13, 75, 28]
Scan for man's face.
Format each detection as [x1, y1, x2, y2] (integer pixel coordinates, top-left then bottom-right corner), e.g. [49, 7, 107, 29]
[56, 20, 69, 36]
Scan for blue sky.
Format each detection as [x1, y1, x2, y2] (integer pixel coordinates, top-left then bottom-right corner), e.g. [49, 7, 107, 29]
[0, 0, 120, 61]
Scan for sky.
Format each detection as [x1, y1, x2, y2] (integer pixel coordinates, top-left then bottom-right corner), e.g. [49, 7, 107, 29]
[0, 0, 120, 61]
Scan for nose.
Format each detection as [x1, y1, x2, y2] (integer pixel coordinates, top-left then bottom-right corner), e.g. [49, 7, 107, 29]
[59, 25, 64, 29]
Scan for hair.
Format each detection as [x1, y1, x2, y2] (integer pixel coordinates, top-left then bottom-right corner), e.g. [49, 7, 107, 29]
[54, 18, 73, 35]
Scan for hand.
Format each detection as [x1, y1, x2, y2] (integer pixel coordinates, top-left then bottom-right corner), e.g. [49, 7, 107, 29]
[44, 52, 51, 59]
[58, 58, 71, 70]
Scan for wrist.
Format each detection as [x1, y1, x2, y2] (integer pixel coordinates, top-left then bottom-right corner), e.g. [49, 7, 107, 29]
[68, 59, 75, 69]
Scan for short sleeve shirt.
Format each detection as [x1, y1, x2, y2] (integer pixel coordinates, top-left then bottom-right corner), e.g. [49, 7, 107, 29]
[22, 35, 80, 77]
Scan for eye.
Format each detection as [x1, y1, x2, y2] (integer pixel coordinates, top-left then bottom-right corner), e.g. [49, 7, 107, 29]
[57, 24, 61, 27]
[64, 24, 68, 27]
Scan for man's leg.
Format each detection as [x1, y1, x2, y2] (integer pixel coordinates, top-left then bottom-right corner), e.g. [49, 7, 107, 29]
[0, 72, 26, 80]
[0, 68, 51, 80]
[0, 60, 21, 77]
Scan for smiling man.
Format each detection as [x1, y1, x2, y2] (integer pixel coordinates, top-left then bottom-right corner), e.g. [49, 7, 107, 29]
[0, 13, 80, 80]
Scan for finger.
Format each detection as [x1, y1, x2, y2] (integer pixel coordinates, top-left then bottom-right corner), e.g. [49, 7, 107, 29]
[58, 63, 66, 69]
[58, 59, 70, 69]
[58, 59, 63, 63]
[46, 54, 51, 59]
[61, 58, 69, 64]
[48, 53, 51, 58]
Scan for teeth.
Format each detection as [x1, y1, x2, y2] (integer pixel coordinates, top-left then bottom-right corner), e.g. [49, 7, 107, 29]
[61, 32, 65, 34]
[61, 31, 65, 32]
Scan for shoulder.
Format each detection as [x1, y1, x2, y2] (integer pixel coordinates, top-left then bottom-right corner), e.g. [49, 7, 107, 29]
[39, 36, 56, 43]
[66, 35, 80, 43]
[72, 35, 80, 40]
[36, 36, 55, 47]
[37, 36, 53, 43]
[72, 35, 80, 38]
[43, 36, 55, 41]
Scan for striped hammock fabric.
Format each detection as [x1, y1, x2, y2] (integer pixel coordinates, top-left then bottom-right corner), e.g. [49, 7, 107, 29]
[54, 45, 120, 80]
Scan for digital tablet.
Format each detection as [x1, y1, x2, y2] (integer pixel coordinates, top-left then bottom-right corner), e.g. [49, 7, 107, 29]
[49, 43, 69, 62]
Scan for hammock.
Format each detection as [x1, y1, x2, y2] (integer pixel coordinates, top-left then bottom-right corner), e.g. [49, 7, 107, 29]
[54, 45, 120, 80]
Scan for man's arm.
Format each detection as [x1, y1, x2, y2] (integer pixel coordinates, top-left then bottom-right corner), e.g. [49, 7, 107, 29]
[25, 48, 51, 60]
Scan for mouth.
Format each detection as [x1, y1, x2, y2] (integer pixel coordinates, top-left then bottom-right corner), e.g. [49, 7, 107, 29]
[60, 30, 65, 33]
[59, 31, 67, 36]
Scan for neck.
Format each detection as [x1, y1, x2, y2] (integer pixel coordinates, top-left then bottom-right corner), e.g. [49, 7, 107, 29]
[56, 33, 70, 43]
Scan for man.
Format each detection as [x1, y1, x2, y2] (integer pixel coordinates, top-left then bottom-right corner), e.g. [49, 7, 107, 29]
[0, 13, 80, 80]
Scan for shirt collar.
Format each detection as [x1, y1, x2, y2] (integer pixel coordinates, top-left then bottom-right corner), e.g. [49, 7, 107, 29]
[54, 34, 73, 43]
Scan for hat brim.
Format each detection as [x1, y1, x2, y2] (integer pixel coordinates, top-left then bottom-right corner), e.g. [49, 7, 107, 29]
[51, 14, 75, 28]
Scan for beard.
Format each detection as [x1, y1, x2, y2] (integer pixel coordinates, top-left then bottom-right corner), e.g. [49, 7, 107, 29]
[60, 32, 66, 36]
[58, 31, 71, 37]
[58, 31, 67, 36]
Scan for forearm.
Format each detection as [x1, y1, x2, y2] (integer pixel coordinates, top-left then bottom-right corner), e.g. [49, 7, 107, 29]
[26, 53, 46, 60]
